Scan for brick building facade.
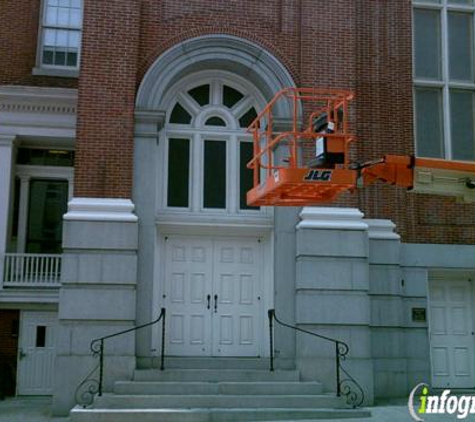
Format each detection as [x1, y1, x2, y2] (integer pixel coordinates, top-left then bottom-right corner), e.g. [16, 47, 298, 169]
[1, 0, 475, 418]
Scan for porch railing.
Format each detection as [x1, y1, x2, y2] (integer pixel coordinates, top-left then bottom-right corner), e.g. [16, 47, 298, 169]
[2, 253, 62, 287]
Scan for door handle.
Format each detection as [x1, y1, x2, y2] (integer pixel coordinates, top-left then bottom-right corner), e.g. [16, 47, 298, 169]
[19, 348, 26, 360]
[207, 294, 211, 310]
[214, 294, 218, 313]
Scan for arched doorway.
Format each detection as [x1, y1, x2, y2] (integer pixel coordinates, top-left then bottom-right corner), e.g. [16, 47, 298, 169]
[134, 35, 296, 358]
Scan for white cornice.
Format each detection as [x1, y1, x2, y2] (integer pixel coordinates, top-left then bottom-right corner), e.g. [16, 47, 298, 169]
[64, 198, 138, 222]
[297, 207, 368, 231]
[365, 219, 401, 240]
[0, 86, 77, 114]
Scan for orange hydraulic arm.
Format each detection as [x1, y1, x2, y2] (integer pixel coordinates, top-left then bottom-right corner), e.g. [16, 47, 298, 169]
[360, 155, 414, 189]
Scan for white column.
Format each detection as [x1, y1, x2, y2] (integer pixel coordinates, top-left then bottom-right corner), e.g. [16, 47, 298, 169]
[17, 175, 31, 253]
[0, 135, 16, 286]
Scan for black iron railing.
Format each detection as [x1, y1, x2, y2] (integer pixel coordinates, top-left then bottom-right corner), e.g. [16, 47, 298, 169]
[75, 307, 166, 407]
[268, 309, 364, 408]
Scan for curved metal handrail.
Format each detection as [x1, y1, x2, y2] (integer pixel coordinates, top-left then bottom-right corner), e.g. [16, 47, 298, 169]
[268, 309, 364, 408]
[75, 307, 166, 407]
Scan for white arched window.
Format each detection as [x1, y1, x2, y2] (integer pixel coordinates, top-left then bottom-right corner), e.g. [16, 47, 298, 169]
[159, 72, 267, 216]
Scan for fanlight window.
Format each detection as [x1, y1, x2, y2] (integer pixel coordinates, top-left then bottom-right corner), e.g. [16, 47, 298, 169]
[164, 81, 260, 213]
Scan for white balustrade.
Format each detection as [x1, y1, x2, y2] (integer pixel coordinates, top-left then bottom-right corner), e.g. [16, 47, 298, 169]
[2, 253, 62, 287]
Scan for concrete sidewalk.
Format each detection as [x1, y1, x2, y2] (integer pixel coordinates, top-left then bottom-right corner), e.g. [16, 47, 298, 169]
[0, 397, 465, 421]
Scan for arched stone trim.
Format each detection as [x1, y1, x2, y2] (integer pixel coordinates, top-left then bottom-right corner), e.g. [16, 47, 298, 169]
[136, 34, 297, 118]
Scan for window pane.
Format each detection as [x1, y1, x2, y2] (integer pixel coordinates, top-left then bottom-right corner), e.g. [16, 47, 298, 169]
[448, 12, 474, 82]
[44, 29, 56, 46]
[48, 0, 59, 5]
[240, 142, 259, 210]
[58, 7, 69, 25]
[67, 52, 78, 66]
[46, 6, 58, 25]
[167, 139, 190, 207]
[26, 180, 68, 253]
[36, 326, 46, 348]
[223, 85, 244, 108]
[169, 103, 192, 124]
[55, 50, 66, 65]
[449, 0, 472, 4]
[43, 49, 54, 64]
[205, 116, 226, 126]
[450, 90, 475, 161]
[414, 9, 441, 79]
[239, 107, 258, 128]
[415, 88, 444, 158]
[70, 8, 81, 26]
[188, 85, 210, 106]
[56, 29, 68, 46]
[203, 141, 226, 208]
[69, 31, 79, 48]
[17, 148, 75, 166]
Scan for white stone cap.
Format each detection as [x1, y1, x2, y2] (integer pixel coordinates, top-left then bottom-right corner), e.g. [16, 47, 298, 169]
[365, 219, 400, 240]
[296, 207, 368, 231]
[64, 197, 138, 222]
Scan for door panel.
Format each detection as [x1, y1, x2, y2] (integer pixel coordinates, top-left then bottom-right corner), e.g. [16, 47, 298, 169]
[17, 311, 57, 395]
[429, 279, 475, 388]
[164, 235, 262, 357]
[212, 239, 260, 356]
[165, 237, 213, 356]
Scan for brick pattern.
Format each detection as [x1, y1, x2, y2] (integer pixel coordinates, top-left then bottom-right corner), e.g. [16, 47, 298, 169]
[0, 310, 19, 397]
[1, 0, 474, 243]
[74, 0, 140, 197]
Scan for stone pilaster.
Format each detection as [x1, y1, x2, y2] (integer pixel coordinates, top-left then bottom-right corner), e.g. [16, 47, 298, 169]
[366, 219, 406, 398]
[52, 198, 138, 415]
[0, 135, 16, 287]
[295, 207, 373, 404]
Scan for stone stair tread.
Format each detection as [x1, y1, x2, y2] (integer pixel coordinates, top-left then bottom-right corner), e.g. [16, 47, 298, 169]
[93, 393, 344, 409]
[114, 380, 324, 395]
[71, 406, 371, 421]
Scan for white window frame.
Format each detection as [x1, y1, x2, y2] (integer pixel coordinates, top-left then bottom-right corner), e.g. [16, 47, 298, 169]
[413, 0, 475, 160]
[157, 71, 272, 222]
[33, 0, 83, 77]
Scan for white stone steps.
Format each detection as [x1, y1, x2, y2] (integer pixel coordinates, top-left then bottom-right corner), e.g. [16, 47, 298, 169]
[160, 357, 272, 370]
[93, 393, 344, 409]
[114, 381, 323, 395]
[70, 407, 371, 422]
[70, 363, 371, 421]
[134, 368, 301, 382]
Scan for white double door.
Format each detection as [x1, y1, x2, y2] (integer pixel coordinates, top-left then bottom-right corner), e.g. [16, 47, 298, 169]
[164, 235, 263, 357]
[429, 278, 475, 388]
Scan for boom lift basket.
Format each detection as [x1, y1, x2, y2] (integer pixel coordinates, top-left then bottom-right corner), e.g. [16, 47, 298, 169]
[246, 88, 356, 206]
[247, 87, 475, 206]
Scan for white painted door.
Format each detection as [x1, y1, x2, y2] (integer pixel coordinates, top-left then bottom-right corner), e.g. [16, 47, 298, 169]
[429, 279, 475, 388]
[212, 238, 261, 356]
[164, 235, 262, 357]
[17, 311, 57, 395]
[165, 237, 213, 356]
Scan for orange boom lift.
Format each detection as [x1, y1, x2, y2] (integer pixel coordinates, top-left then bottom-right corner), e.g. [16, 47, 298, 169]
[246, 88, 475, 206]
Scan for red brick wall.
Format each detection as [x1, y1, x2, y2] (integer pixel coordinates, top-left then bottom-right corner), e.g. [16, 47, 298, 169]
[0, 0, 77, 88]
[74, 0, 140, 198]
[0, 310, 19, 397]
[2, 0, 475, 243]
